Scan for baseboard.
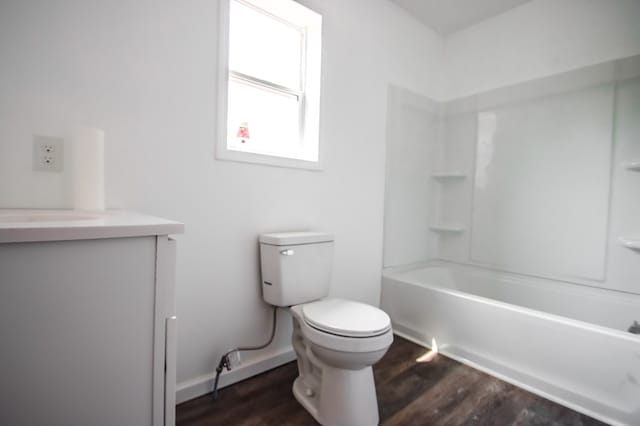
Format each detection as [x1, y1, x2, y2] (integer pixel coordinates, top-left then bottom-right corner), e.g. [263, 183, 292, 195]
[176, 347, 297, 404]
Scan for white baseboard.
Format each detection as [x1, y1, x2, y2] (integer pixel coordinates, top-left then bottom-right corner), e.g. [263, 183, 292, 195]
[176, 347, 297, 404]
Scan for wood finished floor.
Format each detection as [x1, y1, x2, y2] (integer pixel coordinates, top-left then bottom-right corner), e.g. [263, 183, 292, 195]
[176, 336, 607, 426]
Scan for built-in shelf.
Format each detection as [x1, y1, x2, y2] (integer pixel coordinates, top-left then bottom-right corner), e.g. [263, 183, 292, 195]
[431, 172, 467, 180]
[430, 225, 465, 233]
[619, 237, 640, 250]
[625, 161, 640, 171]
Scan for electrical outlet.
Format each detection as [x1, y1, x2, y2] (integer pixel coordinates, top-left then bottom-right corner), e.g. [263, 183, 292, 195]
[33, 135, 64, 172]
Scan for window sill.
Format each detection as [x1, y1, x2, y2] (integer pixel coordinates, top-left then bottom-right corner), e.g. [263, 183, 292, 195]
[215, 147, 323, 171]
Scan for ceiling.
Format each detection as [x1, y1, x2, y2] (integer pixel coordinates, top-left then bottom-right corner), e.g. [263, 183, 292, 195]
[389, 0, 533, 36]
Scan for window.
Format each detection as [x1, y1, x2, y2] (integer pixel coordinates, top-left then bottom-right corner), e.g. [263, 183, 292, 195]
[217, 0, 323, 169]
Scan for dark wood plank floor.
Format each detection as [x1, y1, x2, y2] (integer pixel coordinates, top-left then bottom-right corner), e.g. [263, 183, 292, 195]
[177, 336, 607, 426]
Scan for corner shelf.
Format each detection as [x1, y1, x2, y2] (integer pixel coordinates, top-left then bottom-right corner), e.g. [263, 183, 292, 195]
[619, 237, 640, 250]
[431, 172, 467, 180]
[625, 161, 640, 172]
[430, 225, 465, 233]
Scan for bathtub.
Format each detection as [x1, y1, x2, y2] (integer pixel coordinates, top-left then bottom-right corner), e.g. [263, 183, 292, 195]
[381, 261, 640, 426]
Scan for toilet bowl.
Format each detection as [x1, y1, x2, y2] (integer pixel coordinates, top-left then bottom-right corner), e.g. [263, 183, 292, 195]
[290, 299, 393, 426]
[259, 232, 394, 425]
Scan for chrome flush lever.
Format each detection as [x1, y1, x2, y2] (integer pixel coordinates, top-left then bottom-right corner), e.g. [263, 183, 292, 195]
[280, 249, 295, 256]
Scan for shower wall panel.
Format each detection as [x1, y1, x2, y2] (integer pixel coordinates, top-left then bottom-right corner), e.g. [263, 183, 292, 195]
[470, 85, 614, 281]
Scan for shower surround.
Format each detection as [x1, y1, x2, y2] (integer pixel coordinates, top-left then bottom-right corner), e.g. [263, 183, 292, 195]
[382, 55, 640, 426]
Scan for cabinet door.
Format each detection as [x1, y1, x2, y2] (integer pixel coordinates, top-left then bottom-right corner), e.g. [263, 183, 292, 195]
[0, 237, 156, 426]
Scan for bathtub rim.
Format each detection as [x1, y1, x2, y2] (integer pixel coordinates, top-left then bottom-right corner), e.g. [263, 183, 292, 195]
[384, 259, 640, 297]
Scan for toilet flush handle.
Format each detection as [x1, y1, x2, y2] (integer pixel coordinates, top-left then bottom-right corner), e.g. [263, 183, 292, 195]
[280, 249, 295, 256]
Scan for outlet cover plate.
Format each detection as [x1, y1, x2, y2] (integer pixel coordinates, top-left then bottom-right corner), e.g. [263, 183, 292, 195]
[33, 135, 64, 172]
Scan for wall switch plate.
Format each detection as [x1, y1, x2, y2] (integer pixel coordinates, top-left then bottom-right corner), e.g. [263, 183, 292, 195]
[33, 135, 64, 172]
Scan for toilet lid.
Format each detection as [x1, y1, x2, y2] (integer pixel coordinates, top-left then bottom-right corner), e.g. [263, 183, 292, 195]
[302, 299, 391, 338]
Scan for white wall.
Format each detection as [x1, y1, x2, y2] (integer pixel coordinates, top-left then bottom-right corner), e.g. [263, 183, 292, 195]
[383, 0, 640, 295]
[444, 0, 640, 99]
[441, 0, 640, 293]
[435, 0, 640, 294]
[382, 0, 640, 276]
[0, 0, 444, 401]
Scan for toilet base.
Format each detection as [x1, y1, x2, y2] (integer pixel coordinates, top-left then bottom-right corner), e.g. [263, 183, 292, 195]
[288, 304, 390, 425]
[293, 365, 379, 426]
[293, 377, 320, 422]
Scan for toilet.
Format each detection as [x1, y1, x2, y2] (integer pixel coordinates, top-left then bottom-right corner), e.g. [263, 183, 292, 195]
[259, 231, 393, 426]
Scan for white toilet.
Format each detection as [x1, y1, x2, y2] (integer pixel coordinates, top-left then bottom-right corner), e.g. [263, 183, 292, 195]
[259, 231, 393, 426]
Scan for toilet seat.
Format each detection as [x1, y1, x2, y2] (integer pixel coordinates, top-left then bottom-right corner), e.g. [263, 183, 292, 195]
[291, 304, 393, 355]
[302, 298, 391, 338]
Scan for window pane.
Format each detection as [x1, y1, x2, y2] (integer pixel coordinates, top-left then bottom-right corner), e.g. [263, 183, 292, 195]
[229, 0, 302, 90]
[226, 78, 302, 159]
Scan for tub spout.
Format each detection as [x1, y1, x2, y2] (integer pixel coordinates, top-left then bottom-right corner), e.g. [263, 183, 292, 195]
[629, 321, 640, 334]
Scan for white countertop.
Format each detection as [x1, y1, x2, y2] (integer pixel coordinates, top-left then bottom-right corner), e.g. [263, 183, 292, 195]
[0, 209, 184, 243]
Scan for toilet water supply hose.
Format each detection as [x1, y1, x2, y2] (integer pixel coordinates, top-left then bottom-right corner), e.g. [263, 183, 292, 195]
[212, 306, 278, 399]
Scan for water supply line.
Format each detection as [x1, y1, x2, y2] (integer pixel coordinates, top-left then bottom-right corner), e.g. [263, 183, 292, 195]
[212, 306, 278, 399]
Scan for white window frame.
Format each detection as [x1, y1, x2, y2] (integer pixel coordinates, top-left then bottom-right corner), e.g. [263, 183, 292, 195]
[216, 0, 323, 170]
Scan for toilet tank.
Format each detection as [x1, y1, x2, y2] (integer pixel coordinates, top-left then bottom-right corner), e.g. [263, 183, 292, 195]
[259, 232, 334, 307]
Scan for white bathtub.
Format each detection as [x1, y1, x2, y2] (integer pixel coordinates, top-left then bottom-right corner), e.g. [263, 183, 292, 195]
[381, 261, 640, 426]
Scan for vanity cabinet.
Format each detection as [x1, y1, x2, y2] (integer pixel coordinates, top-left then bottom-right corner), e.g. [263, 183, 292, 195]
[0, 211, 182, 426]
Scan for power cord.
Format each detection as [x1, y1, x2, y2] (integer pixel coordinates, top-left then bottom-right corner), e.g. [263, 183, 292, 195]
[212, 306, 278, 399]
